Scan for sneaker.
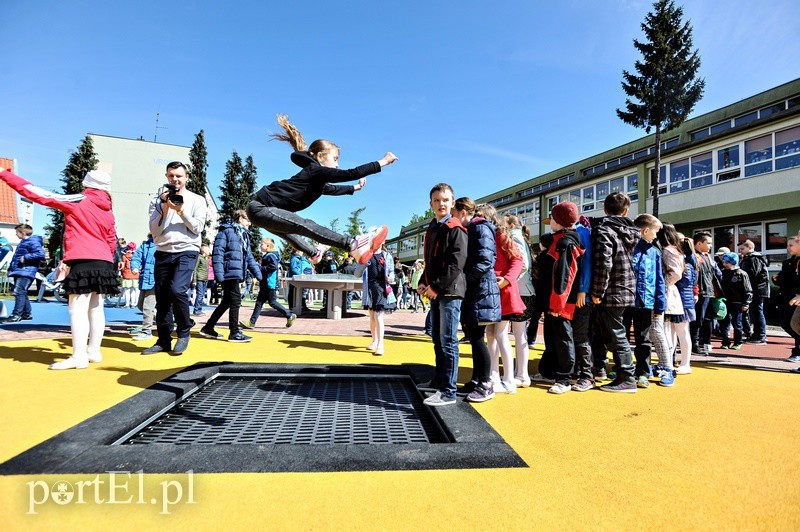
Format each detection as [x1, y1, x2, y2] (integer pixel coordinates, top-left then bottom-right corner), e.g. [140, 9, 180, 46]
[87, 352, 102, 363]
[495, 379, 517, 394]
[132, 332, 153, 341]
[745, 339, 767, 346]
[142, 344, 167, 355]
[548, 382, 571, 395]
[703, 344, 712, 354]
[309, 245, 331, 265]
[199, 327, 221, 339]
[350, 225, 389, 265]
[458, 336, 470, 344]
[239, 320, 254, 330]
[593, 368, 608, 381]
[658, 368, 675, 387]
[675, 366, 692, 375]
[192, 311, 205, 317]
[514, 376, 532, 388]
[791, 367, 800, 374]
[456, 380, 478, 396]
[572, 378, 595, 392]
[228, 331, 252, 343]
[786, 355, 800, 363]
[636, 376, 650, 389]
[731, 344, 742, 350]
[5, 315, 22, 323]
[49, 357, 88, 370]
[531, 373, 555, 384]
[417, 380, 438, 391]
[423, 391, 456, 406]
[21, 314, 33, 321]
[691, 346, 706, 356]
[600, 378, 637, 393]
[465, 382, 495, 403]
[286, 313, 296, 328]
[719, 344, 730, 350]
[172, 336, 190, 354]
[129, 327, 143, 335]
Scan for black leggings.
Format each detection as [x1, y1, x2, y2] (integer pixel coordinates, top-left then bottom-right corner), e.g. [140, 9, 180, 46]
[463, 323, 491, 383]
[247, 200, 351, 256]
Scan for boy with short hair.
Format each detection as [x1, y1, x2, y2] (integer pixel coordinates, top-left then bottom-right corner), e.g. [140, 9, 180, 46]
[6, 224, 45, 322]
[691, 232, 723, 355]
[776, 237, 800, 362]
[243, 237, 296, 328]
[738, 239, 770, 345]
[590, 192, 640, 393]
[719, 252, 753, 350]
[631, 214, 674, 387]
[417, 183, 468, 406]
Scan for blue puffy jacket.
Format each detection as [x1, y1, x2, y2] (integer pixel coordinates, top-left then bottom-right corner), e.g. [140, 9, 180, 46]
[130, 236, 157, 290]
[212, 223, 261, 282]
[461, 217, 501, 326]
[261, 251, 281, 289]
[8, 235, 45, 279]
[675, 254, 698, 311]
[632, 238, 666, 313]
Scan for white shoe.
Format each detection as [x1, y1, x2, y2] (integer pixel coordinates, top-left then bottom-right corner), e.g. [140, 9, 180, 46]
[350, 225, 389, 265]
[87, 352, 103, 363]
[514, 376, 531, 388]
[548, 382, 571, 394]
[309, 245, 330, 265]
[49, 357, 88, 370]
[675, 366, 692, 375]
[495, 379, 517, 394]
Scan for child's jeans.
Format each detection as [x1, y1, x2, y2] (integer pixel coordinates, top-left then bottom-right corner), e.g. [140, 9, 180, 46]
[12, 277, 33, 317]
[721, 303, 744, 346]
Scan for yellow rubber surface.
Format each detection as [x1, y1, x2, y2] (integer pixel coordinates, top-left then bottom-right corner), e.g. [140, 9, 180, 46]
[1, 331, 800, 530]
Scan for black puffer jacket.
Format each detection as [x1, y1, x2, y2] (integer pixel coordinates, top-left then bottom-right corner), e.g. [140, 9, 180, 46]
[740, 252, 770, 298]
[776, 256, 800, 303]
[461, 217, 501, 325]
[253, 151, 380, 212]
[589, 215, 639, 307]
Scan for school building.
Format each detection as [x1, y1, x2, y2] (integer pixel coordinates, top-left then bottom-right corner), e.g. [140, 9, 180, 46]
[387, 78, 800, 273]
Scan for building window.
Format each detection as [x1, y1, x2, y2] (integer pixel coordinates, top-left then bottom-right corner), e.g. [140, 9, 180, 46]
[627, 173, 639, 202]
[788, 97, 800, 110]
[735, 111, 758, 127]
[690, 151, 713, 189]
[759, 102, 785, 118]
[547, 196, 559, 213]
[775, 125, 800, 171]
[738, 223, 763, 251]
[669, 157, 690, 193]
[691, 128, 710, 141]
[714, 226, 735, 252]
[400, 238, 417, 252]
[708, 221, 787, 263]
[596, 181, 609, 200]
[568, 189, 581, 206]
[744, 135, 773, 176]
[634, 149, 648, 159]
[766, 221, 788, 251]
[710, 121, 732, 135]
[582, 186, 595, 212]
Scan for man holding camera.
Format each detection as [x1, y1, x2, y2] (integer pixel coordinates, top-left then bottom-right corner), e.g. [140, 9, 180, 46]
[142, 161, 207, 355]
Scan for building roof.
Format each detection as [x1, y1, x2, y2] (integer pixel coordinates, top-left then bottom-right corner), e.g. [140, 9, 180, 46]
[0, 158, 19, 225]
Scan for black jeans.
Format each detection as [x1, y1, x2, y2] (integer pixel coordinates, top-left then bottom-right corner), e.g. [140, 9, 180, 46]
[543, 315, 576, 385]
[691, 295, 713, 349]
[154, 250, 198, 348]
[463, 323, 491, 383]
[251, 286, 291, 323]
[595, 306, 634, 380]
[205, 279, 242, 333]
[779, 304, 800, 354]
[631, 307, 654, 377]
[721, 302, 744, 346]
[572, 304, 594, 380]
[247, 200, 352, 256]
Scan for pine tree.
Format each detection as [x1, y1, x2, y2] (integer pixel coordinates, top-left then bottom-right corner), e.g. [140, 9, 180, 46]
[186, 130, 210, 239]
[346, 207, 366, 237]
[218, 151, 243, 224]
[44, 135, 98, 257]
[616, 0, 704, 216]
[241, 155, 261, 258]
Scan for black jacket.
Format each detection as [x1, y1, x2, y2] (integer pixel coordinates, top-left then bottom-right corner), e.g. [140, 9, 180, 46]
[721, 267, 753, 305]
[422, 216, 468, 298]
[253, 151, 380, 212]
[776, 256, 800, 303]
[739, 252, 770, 298]
[695, 252, 723, 298]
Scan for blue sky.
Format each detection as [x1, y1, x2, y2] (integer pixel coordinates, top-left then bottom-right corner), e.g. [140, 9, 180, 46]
[2, 0, 799, 241]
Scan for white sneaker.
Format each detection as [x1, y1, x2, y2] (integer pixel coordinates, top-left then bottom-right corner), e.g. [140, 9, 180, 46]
[495, 379, 517, 394]
[350, 225, 389, 265]
[675, 366, 692, 375]
[514, 376, 531, 388]
[49, 357, 88, 370]
[87, 352, 102, 363]
[423, 391, 456, 406]
[703, 344, 712, 354]
[548, 382, 571, 394]
[309, 245, 330, 265]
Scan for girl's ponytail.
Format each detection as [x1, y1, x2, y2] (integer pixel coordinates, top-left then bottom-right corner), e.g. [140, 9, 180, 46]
[269, 114, 307, 151]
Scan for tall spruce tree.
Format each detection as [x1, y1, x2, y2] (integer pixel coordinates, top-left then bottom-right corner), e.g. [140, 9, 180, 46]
[186, 130, 210, 239]
[616, 0, 704, 216]
[44, 135, 98, 257]
[218, 151, 244, 224]
[241, 155, 262, 258]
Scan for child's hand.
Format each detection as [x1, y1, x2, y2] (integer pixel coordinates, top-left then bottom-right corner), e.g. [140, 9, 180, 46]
[576, 292, 586, 308]
[591, 295, 601, 305]
[742, 306, 749, 312]
[790, 295, 800, 306]
[379, 152, 399, 166]
[354, 178, 366, 191]
[497, 276, 509, 289]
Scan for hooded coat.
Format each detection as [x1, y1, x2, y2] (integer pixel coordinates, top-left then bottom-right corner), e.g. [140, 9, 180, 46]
[253, 151, 381, 212]
[8, 235, 45, 279]
[1, 170, 116, 263]
[461, 217, 501, 326]
[130, 236, 157, 290]
[739, 251, 771, 298]
[212, 223, 262, 282]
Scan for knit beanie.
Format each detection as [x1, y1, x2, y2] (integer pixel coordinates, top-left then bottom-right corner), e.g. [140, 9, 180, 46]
[551, 201, 579, 228]
[722, 252, 739, 266]
[82, 170, 112, 192]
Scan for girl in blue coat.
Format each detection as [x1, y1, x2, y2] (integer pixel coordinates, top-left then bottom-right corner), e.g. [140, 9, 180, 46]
[453, 198, 501, 403]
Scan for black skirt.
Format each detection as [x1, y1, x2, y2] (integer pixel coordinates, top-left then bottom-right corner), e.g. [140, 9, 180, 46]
[63, 260, 120, 295]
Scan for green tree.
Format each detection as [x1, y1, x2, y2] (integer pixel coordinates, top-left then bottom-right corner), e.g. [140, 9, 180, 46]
[407, 208, 435, 226]
[44, 135, 98, 257]
[218, 151, 243, 224]
[186, 130, 210, 239]
[346, 207, 366, 237]
[241, 155, 262, 259]
[617, 0, 704, 216]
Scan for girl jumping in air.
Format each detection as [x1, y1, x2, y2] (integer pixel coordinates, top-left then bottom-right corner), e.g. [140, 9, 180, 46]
[247, 115, 398, 265]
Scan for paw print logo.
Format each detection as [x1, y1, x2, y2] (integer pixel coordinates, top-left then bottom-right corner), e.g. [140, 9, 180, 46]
[50, 480, 74, 505]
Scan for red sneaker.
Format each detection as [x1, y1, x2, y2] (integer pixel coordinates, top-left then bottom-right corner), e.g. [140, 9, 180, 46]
[350, 225, 388, 264]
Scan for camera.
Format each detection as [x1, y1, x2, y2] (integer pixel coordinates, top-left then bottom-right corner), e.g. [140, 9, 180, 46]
[159, 183, 184, 205]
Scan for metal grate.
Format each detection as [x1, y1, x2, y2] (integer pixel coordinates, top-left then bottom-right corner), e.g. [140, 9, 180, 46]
[123, 376, 448, 445]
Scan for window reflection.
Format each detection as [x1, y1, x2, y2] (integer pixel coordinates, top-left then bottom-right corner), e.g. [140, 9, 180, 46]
[738, 224, 762, 250]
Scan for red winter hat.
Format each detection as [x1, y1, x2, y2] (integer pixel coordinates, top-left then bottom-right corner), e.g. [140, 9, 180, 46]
[551, 202, 579, 228]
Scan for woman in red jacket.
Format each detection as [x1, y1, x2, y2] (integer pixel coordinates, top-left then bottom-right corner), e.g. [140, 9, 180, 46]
[477, 204, 525, 394]
[0, 168, 119, 370]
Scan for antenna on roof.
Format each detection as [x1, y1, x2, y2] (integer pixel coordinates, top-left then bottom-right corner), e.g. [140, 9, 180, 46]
[154, 110, 168, 142]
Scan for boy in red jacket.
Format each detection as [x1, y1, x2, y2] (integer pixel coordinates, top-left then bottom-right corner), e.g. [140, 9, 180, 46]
[538, 202, 584, 394]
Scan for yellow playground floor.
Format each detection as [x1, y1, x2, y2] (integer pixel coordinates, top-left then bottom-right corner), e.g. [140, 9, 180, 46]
[1, 329, 799, 530]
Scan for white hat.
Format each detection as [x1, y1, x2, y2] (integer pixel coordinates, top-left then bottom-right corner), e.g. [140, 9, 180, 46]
[82, 170, 112, 192]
